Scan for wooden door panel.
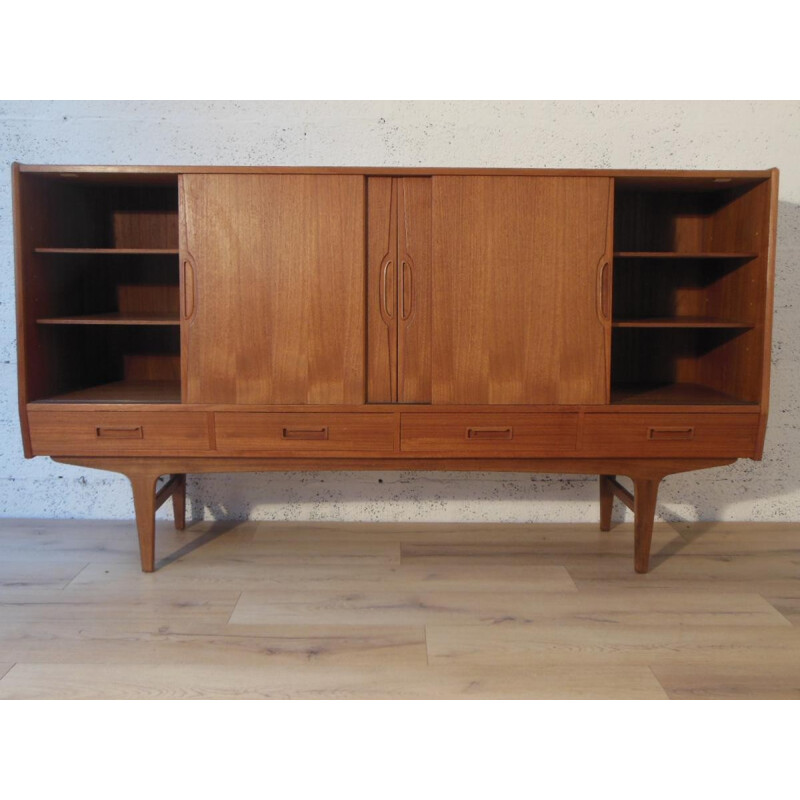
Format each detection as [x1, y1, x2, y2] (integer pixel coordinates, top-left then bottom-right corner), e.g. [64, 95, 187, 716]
[181, 174, 365, 404]
[366, 178, 397, 402]
[431, 176, 612, 404]
[397, 178, 432, 403]
[367, 177, 432, 404]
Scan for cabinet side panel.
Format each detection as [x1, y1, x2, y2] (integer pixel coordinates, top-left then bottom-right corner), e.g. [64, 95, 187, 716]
[12, 165, 32, 456]
[431, 176, 610, 404]
[181, 174, 366, 404]
[757, 169, 779, 455]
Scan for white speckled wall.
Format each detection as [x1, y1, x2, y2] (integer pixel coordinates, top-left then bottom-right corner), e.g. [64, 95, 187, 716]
[1, 100, 799, 524]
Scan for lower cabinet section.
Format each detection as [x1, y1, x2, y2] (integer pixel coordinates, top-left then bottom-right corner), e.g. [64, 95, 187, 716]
[214, 412, 397, 454]
[400, 412, 579, 455]
[581, 412, 760, 457]
[26, 406, 762, 460]
[28, 410, 212, 456]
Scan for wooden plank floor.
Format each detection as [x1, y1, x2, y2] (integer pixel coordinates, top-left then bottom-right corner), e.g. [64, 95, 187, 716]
[0, 518, 798, 699]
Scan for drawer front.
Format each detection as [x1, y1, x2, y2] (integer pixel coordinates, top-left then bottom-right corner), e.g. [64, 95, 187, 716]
[401, 413, 579, 455]
[28, 410, 211, 456]
[581, 413, 759, 457]
[214, 412, 397, 454]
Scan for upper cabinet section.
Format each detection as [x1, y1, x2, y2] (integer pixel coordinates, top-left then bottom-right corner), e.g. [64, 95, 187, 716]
[16, 167, 776, 414]
[430, 176, 613, 404]
[180, 174, 366, 404]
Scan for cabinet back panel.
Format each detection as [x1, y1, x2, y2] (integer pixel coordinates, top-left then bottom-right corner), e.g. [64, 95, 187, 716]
[431, 176, 611, 404]
[614, 182, 769, 254]
[181, 174, 366, 404]
[612, 258, 759, 321]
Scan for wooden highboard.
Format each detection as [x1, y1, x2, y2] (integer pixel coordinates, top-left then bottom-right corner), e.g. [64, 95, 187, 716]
[13, 165, 779, 574]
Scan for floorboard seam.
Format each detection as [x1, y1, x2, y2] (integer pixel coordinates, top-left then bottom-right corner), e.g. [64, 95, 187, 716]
[758, 593, 796, 626]
[646, 665, 672, 700]
[224, 591, 243, 626]
[62, 562, 92, 590]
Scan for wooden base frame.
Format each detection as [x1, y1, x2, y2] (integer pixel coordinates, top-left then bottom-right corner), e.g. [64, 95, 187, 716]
[52, 456, 735, 574]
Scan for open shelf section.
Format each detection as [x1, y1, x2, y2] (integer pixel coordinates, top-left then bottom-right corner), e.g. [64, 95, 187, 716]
[35, 247, 179, 255]
[610, 327, 759, 406]
[16, 171, 184, 404]
[37, 312, 180, 326]
[611, 383, 754, 406]
[610, 176, 770, 407]
[612, 317, 754, 329]
[31, 379, 181, 404]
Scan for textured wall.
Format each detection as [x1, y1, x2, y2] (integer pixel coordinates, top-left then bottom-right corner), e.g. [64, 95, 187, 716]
[1, 100, 799, 524]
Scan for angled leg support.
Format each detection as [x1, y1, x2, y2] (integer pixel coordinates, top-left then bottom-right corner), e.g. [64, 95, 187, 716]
[128, 472, 188, 573]
[129, 471, 160, 573]
[632, 477, 661, 574]
[598, 474, 663, 573]
[171, 474, 187, 530]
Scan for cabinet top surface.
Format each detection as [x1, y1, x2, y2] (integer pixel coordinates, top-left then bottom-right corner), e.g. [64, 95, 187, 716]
[15, 163, 777, 181]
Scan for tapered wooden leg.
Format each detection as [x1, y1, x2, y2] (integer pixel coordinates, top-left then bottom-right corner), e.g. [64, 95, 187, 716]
[171, 474, 186, 530]
[129, 472, 159, 573]
[633, 477, 661, 574]
[599, 474, 614, 531]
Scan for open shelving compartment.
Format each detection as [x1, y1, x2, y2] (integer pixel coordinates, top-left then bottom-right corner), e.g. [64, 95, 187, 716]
[18, 171, 182, 404]
[610, 175, 771, 405]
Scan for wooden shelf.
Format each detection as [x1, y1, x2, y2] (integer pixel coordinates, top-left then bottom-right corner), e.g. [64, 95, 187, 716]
[35, 248, 179, 255]
[614, 252, 758, 260]
[611, 383, 752, 405]
[37, 312, 180, 326]
[613, 317, 754, 329]
[32, 380, 181, 404]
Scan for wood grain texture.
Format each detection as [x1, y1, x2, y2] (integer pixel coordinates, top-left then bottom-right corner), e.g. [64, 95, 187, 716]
[0, 561, 87, 589]
[581, 411, 760, 457]
[397, 178, 432, 403]
[400, 411, 578, 455]
[215, 411, 396, 455]
[180, 174, 365, 404]
[426, 623, 800, 667]
[17, 164, 776, 180]
[431, 176, 611, 404]
[367, 177, 432, 403]
[366, 178, 397, 401]
[0, 662, 667, 700]
[756, 169, 780, 456]
[1, 518, 798, 698]
[28, 409, 212, 456]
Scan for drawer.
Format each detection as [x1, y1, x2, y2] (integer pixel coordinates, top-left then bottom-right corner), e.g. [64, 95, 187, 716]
[28, 410, 212, 456]
[581, 412, 760, 457]
[401, 413, 579, 455]
[214, 412, 397, 454]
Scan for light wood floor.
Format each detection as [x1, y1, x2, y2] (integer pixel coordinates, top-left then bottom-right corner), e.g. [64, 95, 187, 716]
[0, 517, 798, 699]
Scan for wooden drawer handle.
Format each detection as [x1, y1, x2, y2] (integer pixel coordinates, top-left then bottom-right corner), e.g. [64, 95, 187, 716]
[466, 426, 513, 440]
[648, 426, 694, 441]
[96, 426, 143, 439]
[282, 427, 329, 441]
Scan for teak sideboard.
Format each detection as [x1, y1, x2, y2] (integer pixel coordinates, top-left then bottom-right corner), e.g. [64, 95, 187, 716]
[12, 165, 779, 573]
